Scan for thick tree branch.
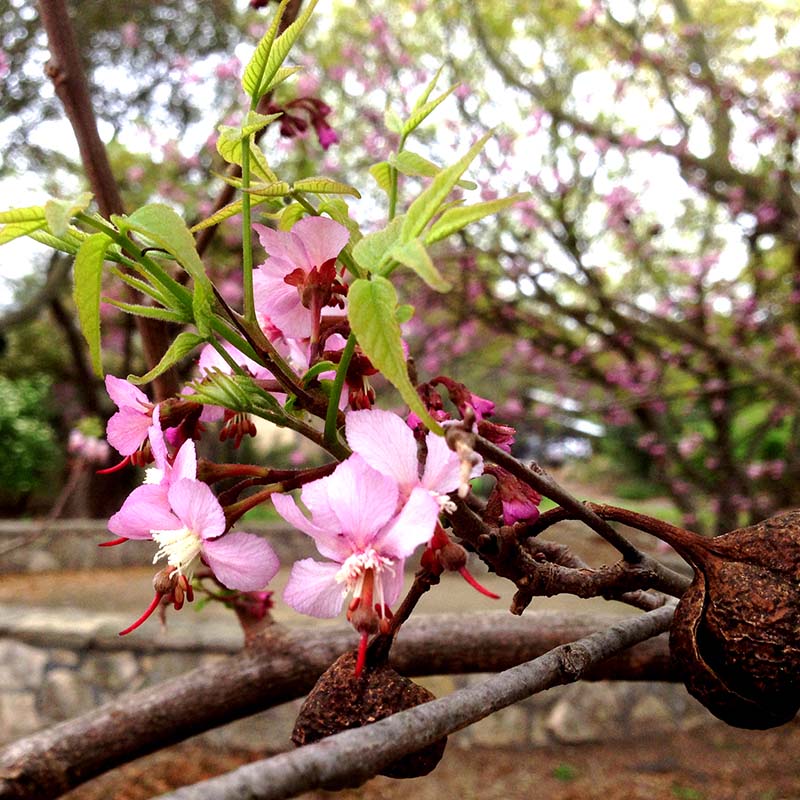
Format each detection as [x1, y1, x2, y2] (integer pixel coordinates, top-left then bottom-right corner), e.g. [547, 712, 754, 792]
[37, 0, 177, 399]
[152, 606, 675, 800]
[0, 611, 675, 800]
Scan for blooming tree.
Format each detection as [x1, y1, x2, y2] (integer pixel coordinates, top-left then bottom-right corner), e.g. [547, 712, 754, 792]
[0, 1, 798, 798]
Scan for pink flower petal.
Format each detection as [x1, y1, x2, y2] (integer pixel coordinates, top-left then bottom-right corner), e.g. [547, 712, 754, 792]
[254, 223, 313, 272]
[325, 457, 399, 550]
[272, 492, 351, 562]
[345, 409, 419, 490]
[108, 484, 180, 539]
[376, 486, 440, 560]
[282, 558, 345, 617]
[378, 557, 406, 608]
[105, 375, 148, 410]
[421, 431, 484, 495]
[291, 216, 350, 269]
[107, 407, 153, 456]
[253, 268, 312, 339]
[171, 440, 197, 482]
[202, 532, 279, 591]
[167, 479, 226, 540]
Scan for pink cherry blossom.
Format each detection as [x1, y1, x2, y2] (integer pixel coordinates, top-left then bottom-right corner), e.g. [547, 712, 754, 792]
[345, 408, 483, 509]
[273, 455, 440, 620]
[253, 216, 350, 340]
[105, 375, 153, 457]
[108, 410, 197, 541]
[149, 478, 279, 591]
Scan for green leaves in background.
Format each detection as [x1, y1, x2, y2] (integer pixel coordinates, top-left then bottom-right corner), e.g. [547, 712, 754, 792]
[73, 233, 112, 376]
[348, 276, 442, 433]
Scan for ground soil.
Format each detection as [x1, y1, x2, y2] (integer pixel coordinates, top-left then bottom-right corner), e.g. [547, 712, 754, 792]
[64, 722, 800, 800]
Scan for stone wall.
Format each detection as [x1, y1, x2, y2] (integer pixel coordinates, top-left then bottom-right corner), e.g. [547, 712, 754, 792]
[0, 601, 716, 753]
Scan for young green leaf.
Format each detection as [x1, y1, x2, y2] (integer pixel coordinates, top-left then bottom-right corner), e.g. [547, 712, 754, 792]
[242, 0, 290, 99]
[412, 65, 444, 111]
[103, 299, 191, 324]
[73, 233, 112, 376]
[262, 65, 302, 94]
[241, 110, 284, 139]
[125, 204, 208, 286]
[388, 238, 451, 292]
[390, 150, 477, 190]
[279, 202, 307, 231]
[348, 276, 443, 433]
[317, 198, 362, 244]
[28, 226, 87, 255]
[292, 177, 361, 197]
[245, 181, 292, 197]
[217, 127, 279, 183]
[384, 108, 403, 134]
[43, 192, 93, 238]
[425, 192, 531, 244]
[0, 206, 46, 224]
[369, 162, 393, 195]
[247, 0, 319, 103]
[128, 332, 207, 386]
[401, 131, 492, 243]
[352, 216, 404, 273]
[401, 83, 458, 139]
[0, 220, 47, 246]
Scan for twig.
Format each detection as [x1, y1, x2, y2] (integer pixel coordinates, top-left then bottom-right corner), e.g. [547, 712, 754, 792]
[152, 606, 675, 800]
[0, 610, 675, 800]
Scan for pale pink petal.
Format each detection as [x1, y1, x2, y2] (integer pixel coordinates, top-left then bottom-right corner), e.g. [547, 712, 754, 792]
[147, 409, 168, 473]
[167, 479, 226, 540]
[300, 476, 340, 530]
[325, 457, 398, 549]
[253, 268, 312, 339]
[378, 557, 406, 608]
[282, 558, 345, 617]
[421, 432, 462, 494]
[345, 409, 419, 490]
[255, 223, 313, 271]
[202, 532, 279, 591]
[171, 440, 197, 482]
[107, 408, 152, 456]
[376, 486, 440, 560]
[291, 216, 350, 268]
[105, 375, 149, 410]
[272, 492, 351, 562]
[108, 484, 180, 539]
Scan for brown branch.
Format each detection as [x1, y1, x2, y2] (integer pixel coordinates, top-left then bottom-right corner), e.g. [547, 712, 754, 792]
[38, 0, 177, 400]
[152, 606, 675, 800]
[0, 611, 675, 800]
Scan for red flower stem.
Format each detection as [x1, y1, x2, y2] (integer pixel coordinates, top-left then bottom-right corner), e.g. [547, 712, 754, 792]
[98, 537, 127, 548]
[96, 456, 130, 474]
[459, 566, 500, 599]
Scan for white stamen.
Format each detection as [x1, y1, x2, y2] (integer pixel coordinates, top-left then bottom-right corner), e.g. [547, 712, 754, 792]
[334, 549, 394, 601]
[151, 526, 203, 579]
[144, 467, 164, 485]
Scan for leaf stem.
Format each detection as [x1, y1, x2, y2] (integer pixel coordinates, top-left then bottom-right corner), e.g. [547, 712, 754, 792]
[324, 332, 357, 445]
[241, 139, 255, 324]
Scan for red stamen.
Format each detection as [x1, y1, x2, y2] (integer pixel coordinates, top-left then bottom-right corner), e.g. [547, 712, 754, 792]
[119, 593, 163, 636]
[458, 566, 500, 599]
[354, 630, 369, 678]
[96, 455, 131, 474]
[98, 537, 128, 548]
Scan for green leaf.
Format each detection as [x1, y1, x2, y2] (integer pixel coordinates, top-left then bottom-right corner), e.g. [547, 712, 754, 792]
[389, 238, 451, 292]
[217, 127, 279, 183]
[412, 65, 444, 111]
[245, 181, 292, 197]
[247, 0, 319, 102]
[396, 304, 415, 323]
[292, 177, 361, 197]
[241, 110, 283, 138]
[352, 215, 404, 273]
[348, 277, 442, 433]
[401, 83, 458, 138]
[43, 192, 93, 238]
[425, 192, 531, 244]
[189, 370, 284, 420]
[190, 199, 246, 232]
[384, 108, 403, 134]
[126, 204, 207, 286]
[28, 226, 87, 255]
[73, 233, 112, 376]
[279, 202, 307, 231]
[302, 360, 337, 385]
[263, 65, 302, 93]
[0, 220, 47, 245]
[369, 162, 392, 195]
[103, 299, 191, 324]
[0, 206, 46, 224]
[390, 150, 477, 190]
[401, 131, 492, 243]
[242, 0, 291, 99]
[128, 332, 207, 386]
